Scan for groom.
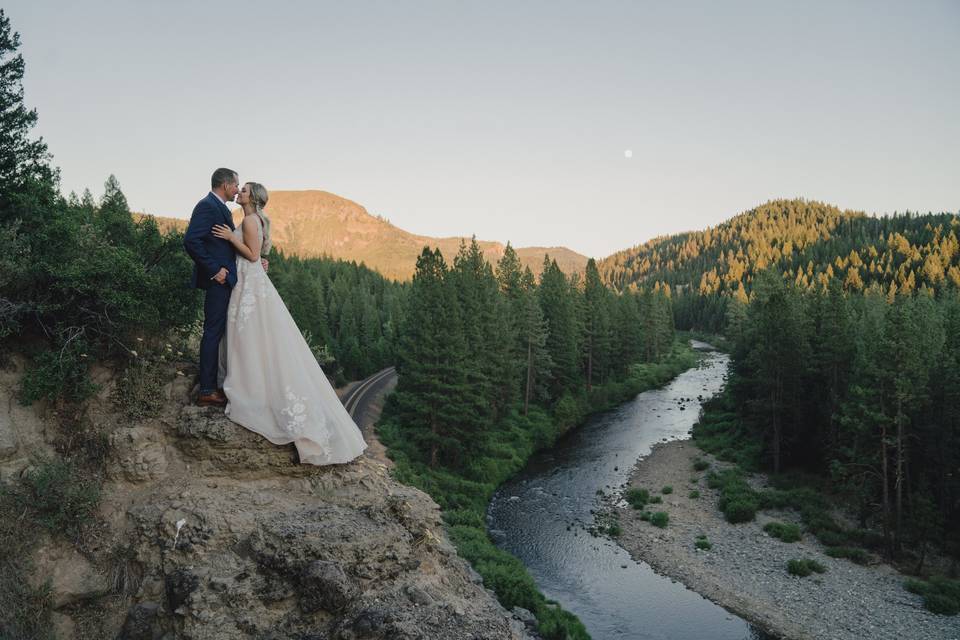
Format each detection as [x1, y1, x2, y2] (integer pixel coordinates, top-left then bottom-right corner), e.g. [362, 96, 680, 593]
[184, 168, 240, 407]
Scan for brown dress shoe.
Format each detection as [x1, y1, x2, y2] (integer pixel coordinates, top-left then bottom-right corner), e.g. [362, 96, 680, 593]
[197, 390, 227, 407]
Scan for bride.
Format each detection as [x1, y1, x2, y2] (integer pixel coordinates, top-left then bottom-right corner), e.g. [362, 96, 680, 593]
[211, 182, 367, 465]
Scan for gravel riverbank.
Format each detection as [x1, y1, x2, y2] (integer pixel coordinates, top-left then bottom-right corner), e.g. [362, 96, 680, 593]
[610, 439, 959, 640]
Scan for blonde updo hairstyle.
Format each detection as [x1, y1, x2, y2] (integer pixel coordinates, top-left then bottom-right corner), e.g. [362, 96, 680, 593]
[245, 182, 272, 254]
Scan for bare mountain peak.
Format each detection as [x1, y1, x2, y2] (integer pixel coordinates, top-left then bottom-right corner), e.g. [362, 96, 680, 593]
[143, 189, 588, 281]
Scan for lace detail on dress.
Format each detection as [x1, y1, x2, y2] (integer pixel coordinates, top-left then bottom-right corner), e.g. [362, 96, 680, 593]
[280, 386, 331, 454]
[231, 266, 269, 332]
[280, 386, 309, 435]
[227, 220, 268, 333]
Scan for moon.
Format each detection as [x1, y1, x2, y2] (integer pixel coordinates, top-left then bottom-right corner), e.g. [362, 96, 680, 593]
[624, 149, 633, 159]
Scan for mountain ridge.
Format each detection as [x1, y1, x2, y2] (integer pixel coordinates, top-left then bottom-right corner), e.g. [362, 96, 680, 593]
[140, 189, 589, 281]
[598, 197, 960, 296]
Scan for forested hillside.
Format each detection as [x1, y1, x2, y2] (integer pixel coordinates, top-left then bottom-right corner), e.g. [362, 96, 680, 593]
[693, 273, 960, 591]
[599, 199, 960, 330]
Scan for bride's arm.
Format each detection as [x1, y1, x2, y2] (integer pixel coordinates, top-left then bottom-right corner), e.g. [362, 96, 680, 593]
[212, 217, 260, 262]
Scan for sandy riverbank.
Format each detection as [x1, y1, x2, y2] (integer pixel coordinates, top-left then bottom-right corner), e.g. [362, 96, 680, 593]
[610, 440, 959, 640]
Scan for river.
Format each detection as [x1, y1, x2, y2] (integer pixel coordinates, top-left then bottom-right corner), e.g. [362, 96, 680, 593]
[487, 344, 776, 640]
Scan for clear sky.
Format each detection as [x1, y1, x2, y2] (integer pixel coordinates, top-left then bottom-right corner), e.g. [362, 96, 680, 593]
[7, 1, 959, 258]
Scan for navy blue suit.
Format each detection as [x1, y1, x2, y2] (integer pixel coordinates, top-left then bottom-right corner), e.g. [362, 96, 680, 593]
[184, 193, 237, 394]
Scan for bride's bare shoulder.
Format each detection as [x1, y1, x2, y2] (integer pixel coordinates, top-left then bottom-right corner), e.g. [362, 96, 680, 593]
[242, 213, 265, 230]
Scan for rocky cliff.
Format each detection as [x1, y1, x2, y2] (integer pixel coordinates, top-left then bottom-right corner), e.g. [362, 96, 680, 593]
[0, 360, 536, 640]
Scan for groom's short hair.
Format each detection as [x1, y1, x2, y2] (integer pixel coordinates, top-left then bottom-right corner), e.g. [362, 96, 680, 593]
[211, 168, 238, 189]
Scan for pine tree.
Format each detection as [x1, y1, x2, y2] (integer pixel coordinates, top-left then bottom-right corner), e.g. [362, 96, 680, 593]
[496, 243, 528, 406]
[582, 259, 612, 389]
[495, 242, 524, 299]
[519, 266, 552, 414]
[738, 270, 808, 473]
[0, 9, 56, 219]
[808, 280, 854, 456]
[360, 293, 383, 369]
[393, 248, 467, 468]
[880, 295, 942, 547]
[97, 174, 136, 246]
[451, 238, 499, 425]
[538, 256, 580, 397]
[611, 291, 642, 374]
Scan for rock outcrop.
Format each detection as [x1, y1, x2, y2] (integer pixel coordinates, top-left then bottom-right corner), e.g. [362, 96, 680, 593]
[3, 363, 535, 639]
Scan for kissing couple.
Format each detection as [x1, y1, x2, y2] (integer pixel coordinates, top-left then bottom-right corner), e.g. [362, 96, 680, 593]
[183, 168, 366, 465]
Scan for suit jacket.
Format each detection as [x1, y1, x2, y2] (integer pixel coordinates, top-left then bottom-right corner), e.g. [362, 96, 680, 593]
[183, 192, 238, 289]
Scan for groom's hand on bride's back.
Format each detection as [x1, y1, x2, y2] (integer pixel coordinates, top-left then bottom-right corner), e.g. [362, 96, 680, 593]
[261, 258, 269, 273]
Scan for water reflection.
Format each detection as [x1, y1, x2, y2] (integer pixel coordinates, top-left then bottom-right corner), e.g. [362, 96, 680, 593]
[487, 346, 778, 640]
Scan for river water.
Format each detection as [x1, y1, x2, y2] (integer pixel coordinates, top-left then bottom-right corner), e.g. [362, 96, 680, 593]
[487, 344, 775, 640]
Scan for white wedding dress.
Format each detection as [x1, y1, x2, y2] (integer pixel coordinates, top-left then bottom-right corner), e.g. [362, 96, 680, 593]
[219, 215, 367, 465]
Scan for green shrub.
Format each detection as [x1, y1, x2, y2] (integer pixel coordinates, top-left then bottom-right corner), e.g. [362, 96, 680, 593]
[787, 558, 826, 577]
[113, 357, 169, 420]
[691, 391, 762, 470]
[824, 546, 869, 564]
[536, 603, 591, 640]
[787, 559, 810, 577]
[688, 490, 700, 499]
[904, 579, 929, 595]
[553, 391, 584, 434]
[695, 537, 712, 551]
[815, 529, 849, 547]
[924, 593, 960, 616]
[444, 508, 486, 528]
[640, 511, 652, 522]
[650, 512, 669, 528]
[11, 188, 200, 405]
[706, 471, 724, 489]
[757, 489, 792, 510]
[808, 559, 827, 573]
[799, 503, 842, 537]
[693, 459, 710, 471]
[19, 338, 98, 404]
[708, 468, 762, 523]
[12, 458, 100, 541]
[0, 486, 53, 640]
[607, 523, 622, 537]
[904, 577, 960, 616]
[723, 498, 757, 523]
[763, 522, 802, 543]
[649, 495, 663, 504]
[661, 486, 673, 495]
[625, 488, 650, 509]
[929, 577, 960, 603]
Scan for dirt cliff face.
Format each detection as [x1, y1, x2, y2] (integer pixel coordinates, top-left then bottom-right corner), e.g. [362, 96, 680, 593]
[0, 362, 534, 640]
